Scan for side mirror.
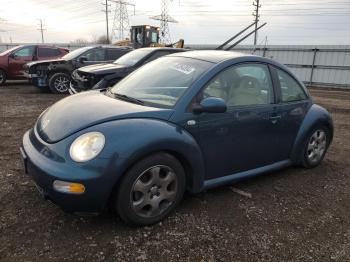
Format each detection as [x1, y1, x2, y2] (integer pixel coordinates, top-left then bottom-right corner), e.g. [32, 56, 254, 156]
[193, 97, 227, 114]
[78, 56, 88, 64]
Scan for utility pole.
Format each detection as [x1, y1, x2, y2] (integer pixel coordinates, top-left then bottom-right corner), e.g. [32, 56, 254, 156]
[102, 0, 111, 44]
[150, 0, 177, 45]
[110, 0, 135, 41]
[253, 0, 261, 46]
[37, 19, 46, 43]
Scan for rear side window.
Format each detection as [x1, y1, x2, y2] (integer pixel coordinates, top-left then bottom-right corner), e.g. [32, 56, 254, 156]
[276, 69, 307, 102]
[106, 49, 127, 60]
[84, 48, 105, 61]
[38, 47, 61, 57]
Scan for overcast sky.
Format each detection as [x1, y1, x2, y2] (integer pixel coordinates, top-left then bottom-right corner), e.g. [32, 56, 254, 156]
[0, 0, 349, 45]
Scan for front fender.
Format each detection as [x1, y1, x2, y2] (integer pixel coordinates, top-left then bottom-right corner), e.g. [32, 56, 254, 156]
[94, 118, 206, 193]
[290, 103, 333, 164]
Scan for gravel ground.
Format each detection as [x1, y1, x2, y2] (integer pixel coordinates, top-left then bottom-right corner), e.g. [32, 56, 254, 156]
[0, 82, 349, 262]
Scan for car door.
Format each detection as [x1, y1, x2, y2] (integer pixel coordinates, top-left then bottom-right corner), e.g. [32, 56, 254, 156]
[269, 66, 310, 161]
[8, 46, 35, 78]
[194, 63, 281, 180]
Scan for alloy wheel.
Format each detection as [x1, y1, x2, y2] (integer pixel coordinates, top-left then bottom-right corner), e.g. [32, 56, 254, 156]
[130, 165, 178, 218]
[54, 76, 69, 92]
[307, 129, 327, 164]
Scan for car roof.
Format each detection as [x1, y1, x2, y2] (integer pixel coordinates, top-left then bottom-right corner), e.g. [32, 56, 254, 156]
[168, 50, 254, 63]
[36, 44, 67, 49]
[137, 47, 187, 52]
[94, 45, 133, 50]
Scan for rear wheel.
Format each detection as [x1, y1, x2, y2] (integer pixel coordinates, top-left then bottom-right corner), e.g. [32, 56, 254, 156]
[0, 70, 6, 85]
[49, 72, 70, 94]
[115, 153, 186, 226]
[302, 126, 329, 168]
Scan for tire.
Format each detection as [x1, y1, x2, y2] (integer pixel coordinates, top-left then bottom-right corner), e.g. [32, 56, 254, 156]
[0, 69, 6, 86]
[115, 153, 186, 226]
[48, 72, 70, 94]
[301, 125, 330, 168]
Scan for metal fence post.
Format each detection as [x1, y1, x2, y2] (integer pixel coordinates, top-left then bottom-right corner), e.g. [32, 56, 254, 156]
[263, 47, 267, 57]
[309, 48, 318, 86]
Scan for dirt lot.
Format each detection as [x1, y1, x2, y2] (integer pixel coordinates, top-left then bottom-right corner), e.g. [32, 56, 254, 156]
[0, 82, 349, 262]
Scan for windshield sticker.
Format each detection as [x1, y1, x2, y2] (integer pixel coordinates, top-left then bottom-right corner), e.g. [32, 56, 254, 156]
[171, 63, 196, 75]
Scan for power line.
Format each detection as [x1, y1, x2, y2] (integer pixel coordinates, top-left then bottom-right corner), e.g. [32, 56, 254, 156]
[151, 0, 178, 44]
[37, 19, 46, 43]
[110, 0, 135, 41]
[101, 0, 111, 43]
[253, 0, 261, 46]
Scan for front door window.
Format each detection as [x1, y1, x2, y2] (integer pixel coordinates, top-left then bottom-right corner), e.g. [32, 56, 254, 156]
[13, 46, 35, 57]
[202, 63, 274, 107]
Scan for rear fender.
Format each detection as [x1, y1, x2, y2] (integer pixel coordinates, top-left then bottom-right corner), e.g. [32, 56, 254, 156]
[290, 104, 333, 164]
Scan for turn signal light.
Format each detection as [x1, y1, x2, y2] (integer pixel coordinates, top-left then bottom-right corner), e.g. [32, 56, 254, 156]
[53, 180, 85, 194]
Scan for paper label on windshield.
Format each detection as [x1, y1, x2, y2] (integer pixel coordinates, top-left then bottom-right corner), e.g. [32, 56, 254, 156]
[171, 63, 196, 75]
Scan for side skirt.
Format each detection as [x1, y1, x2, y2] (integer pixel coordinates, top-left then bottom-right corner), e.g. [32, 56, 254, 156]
[203, 160, 292, 190]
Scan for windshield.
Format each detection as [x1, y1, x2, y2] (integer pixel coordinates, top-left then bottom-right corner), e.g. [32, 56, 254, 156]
[0, 45, 23, 56]
[110, 56, 213, 108]
[62, 46, 94, 60]
[114, 49, 153, 66]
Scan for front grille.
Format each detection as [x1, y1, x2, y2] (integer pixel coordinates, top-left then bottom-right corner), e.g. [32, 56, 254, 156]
[75, 71, 100, 90]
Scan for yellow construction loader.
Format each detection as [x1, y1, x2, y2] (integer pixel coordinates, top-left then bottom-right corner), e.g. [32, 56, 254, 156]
[114, 25, 184, 49]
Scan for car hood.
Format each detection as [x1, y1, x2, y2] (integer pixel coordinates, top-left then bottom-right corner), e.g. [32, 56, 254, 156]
[25, 58, 66, 68]
[36, 90, 173, 143]
[78, 63, 128, 75]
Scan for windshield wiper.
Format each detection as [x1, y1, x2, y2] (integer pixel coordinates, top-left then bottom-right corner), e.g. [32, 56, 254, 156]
[113, 93, 145, 105]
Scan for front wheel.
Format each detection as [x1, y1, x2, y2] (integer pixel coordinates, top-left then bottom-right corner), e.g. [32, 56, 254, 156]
[49, 72, 70, 94]
[0, 69, 6, 85]
[302, 126, 329, 168]
[115, 153, 186, 226]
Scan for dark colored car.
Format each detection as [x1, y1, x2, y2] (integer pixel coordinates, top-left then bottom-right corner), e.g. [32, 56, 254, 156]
[21, 51, 333, 226]
[69, 47, 186, 94]
[24, 45, 132, 94]
[0, 45, 68, 85]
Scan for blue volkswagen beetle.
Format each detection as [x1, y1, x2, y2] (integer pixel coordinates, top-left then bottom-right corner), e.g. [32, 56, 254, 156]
[21, 51, 333, 225]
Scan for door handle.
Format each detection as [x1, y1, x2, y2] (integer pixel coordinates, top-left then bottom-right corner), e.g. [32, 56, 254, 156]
[269, 115, 281, 120]
[269, 114, 281, 124]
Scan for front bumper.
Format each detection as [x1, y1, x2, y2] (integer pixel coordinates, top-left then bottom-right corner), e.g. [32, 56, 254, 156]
[23, 71, 38, 79]
[24, 71, 49, 87]
[68, 81, 79, 95]
[71, 71, 101, 92]
[21, 129, 114, 214]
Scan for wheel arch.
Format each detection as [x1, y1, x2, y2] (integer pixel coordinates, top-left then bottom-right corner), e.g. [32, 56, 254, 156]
[0, 66, 7, 73]
[98, 118, 206, 208]
[48, 69, 71, 79]
[113, 141, 205, 194]
[290, 103, 333, 164]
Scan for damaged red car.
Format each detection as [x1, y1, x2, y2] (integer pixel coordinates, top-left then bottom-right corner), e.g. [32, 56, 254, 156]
[0, 45, 68, 85]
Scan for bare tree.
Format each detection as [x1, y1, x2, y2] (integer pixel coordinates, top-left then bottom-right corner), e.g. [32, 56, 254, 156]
[70, 38, 89, 45]
[94, 35, 109, 44]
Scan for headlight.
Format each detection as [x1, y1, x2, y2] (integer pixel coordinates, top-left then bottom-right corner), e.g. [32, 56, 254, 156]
[69, 132, 105, 162]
